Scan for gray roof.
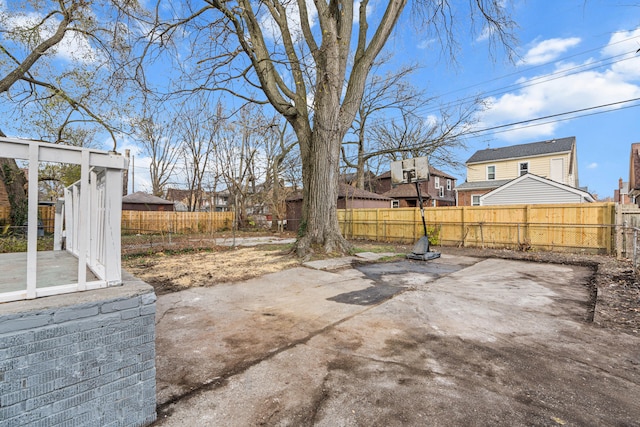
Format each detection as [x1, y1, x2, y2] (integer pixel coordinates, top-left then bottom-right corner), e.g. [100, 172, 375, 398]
[466, 137, 575, 164]
[455, 179, 511, 191]
[286, 183, 390, 201]
[122, 191, 174, 205]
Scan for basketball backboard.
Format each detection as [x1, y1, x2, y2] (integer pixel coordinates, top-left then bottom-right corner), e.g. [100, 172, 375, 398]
[390, 157, 430, 184]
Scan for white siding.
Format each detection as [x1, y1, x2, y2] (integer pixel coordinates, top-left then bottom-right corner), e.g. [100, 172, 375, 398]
[482, 177, 583, 205]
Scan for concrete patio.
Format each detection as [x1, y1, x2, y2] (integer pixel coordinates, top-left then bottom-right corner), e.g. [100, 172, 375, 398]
[152, 254, 640, 426]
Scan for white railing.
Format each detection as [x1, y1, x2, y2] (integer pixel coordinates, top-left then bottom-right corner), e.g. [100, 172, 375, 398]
[0, 137, 128, 303]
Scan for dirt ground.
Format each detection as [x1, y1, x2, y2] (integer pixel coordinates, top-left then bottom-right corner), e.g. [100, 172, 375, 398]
[123, 244, 299, 294]
[122, 238, 640, 336]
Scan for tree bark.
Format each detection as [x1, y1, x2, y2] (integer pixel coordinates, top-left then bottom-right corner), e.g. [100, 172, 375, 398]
[0, 157, 28, 227]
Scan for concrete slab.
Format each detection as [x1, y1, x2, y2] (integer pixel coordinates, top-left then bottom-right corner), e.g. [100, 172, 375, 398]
[0, 251, 97, 294]
[154, 257, 640, 426]
[302, 256, 357, 271]
[353, 252, 399, 261]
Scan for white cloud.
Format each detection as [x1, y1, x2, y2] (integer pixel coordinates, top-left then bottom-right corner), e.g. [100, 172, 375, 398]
[417, 38, 435, 50]
[353, 1, 374, 25]
[601, 28, 640, 82]
[116, 137, 153, 194]
[424, 114, 438, 127]
[518, 37, 581, 66]
[2, 11, 98, 64]
[476, 26, 494, 43]
[587, 162, 598, 169]
[477, 29, 640, 141]
[259, 1, 318, 43]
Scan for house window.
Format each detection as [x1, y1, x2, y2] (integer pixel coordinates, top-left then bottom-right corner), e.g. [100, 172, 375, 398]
[487, 165, 495, 180]
[471, 195, 481, 206]
[391, 200, 399, 208]
[434, 177, 440, 188]
[439, 186, 444, 197]
[446, 179, 452, 191]
[519, 162, 529, 176]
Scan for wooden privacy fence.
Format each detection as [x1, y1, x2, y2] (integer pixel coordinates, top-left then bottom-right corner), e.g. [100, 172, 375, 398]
[121, 210, 234, 234]
[338, 202, 616, 254]
[0, 205, 56, 233]
[1, 206, 234, 235]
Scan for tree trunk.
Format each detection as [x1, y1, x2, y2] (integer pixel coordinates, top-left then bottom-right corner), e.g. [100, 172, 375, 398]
[0, 157, 28, 227]
[296, 126, 351, 257]
[357, 125, 366, 190]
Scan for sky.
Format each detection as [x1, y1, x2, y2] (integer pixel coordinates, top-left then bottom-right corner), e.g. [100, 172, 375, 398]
[392, 0, 640, 199]
[2, 1, 639, 200]
[122, 0, 639, 199]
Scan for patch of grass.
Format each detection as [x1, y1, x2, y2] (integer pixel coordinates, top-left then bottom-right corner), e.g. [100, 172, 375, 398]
[0, 236, 54, 253]
[376, 254, 407, 262]
[256, 243, 294, 252]
[351, 243, 402, 254]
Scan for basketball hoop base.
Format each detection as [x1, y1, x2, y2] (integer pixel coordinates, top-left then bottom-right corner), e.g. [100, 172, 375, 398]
[406, 236, 441, 261]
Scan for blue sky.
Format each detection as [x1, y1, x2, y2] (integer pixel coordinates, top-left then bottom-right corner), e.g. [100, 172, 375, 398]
[2, 1, 639, 200]
[395, 0, 640, 199]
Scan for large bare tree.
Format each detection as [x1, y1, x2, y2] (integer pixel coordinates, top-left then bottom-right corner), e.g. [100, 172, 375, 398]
[0, 0, 141, 223]
[147, 0, 514, 256]
[132, 106, 181, 197]
[342, 60, 428, 190]
[176, 101, 222, 212]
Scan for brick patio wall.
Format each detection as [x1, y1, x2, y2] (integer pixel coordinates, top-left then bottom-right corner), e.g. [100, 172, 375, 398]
[0, 276, 156, 426]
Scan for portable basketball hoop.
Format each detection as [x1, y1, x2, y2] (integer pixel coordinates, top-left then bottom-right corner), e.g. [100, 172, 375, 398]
[390, 157, 441, 261]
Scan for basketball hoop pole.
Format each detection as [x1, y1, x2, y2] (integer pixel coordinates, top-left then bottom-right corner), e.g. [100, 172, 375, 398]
[414, 181, 427, 237]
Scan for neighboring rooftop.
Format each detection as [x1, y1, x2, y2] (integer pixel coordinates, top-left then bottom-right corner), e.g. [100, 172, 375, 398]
[466, 136, 575, 164]
[286, 183, 391, 201]
[377, 165, 456, 180]
[455, 179, 512, 191]
[122, 191, 174, 205]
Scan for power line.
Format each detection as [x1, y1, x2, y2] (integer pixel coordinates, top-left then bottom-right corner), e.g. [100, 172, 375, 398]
[468, 100, 640, 139]
[466, 96, 640, 137]
[430, 31, 640, 101]
[427, 50, 638, 115]
[366, 31, 640, 126]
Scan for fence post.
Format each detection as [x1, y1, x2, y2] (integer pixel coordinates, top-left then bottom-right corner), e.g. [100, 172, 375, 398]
[634, 229, 638, 270]
[525, 205, 531, 247]
[461, 207, 466, 247]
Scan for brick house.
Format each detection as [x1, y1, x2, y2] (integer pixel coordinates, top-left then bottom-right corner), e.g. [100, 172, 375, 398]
[376, 166, 456, 208]
[628, 143, 640, 205]
[286, 183, 391, 231]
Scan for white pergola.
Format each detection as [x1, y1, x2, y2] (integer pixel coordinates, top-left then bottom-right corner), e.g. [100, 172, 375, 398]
[0, 137, 128, 303]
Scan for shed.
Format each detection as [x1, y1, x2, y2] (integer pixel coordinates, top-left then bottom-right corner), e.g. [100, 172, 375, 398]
[286, 183, 391, 231]
[122, 191, 175, 211]
[480, 174, 594, 206]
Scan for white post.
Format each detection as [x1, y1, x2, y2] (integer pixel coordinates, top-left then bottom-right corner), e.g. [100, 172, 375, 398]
[76, 150, 90, 291]
[103, 168, 123, 285]
[26, 143, 39, 299]
[64, 187, 74, 254]
[89, 168, 98, 269]
[53, 199, 64, 251]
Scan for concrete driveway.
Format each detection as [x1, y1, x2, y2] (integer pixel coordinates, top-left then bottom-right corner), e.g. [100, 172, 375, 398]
[153, 254, 640, 426]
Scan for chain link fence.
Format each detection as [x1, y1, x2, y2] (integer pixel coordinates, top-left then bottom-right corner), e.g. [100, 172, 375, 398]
[618, 226, 640, 269]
